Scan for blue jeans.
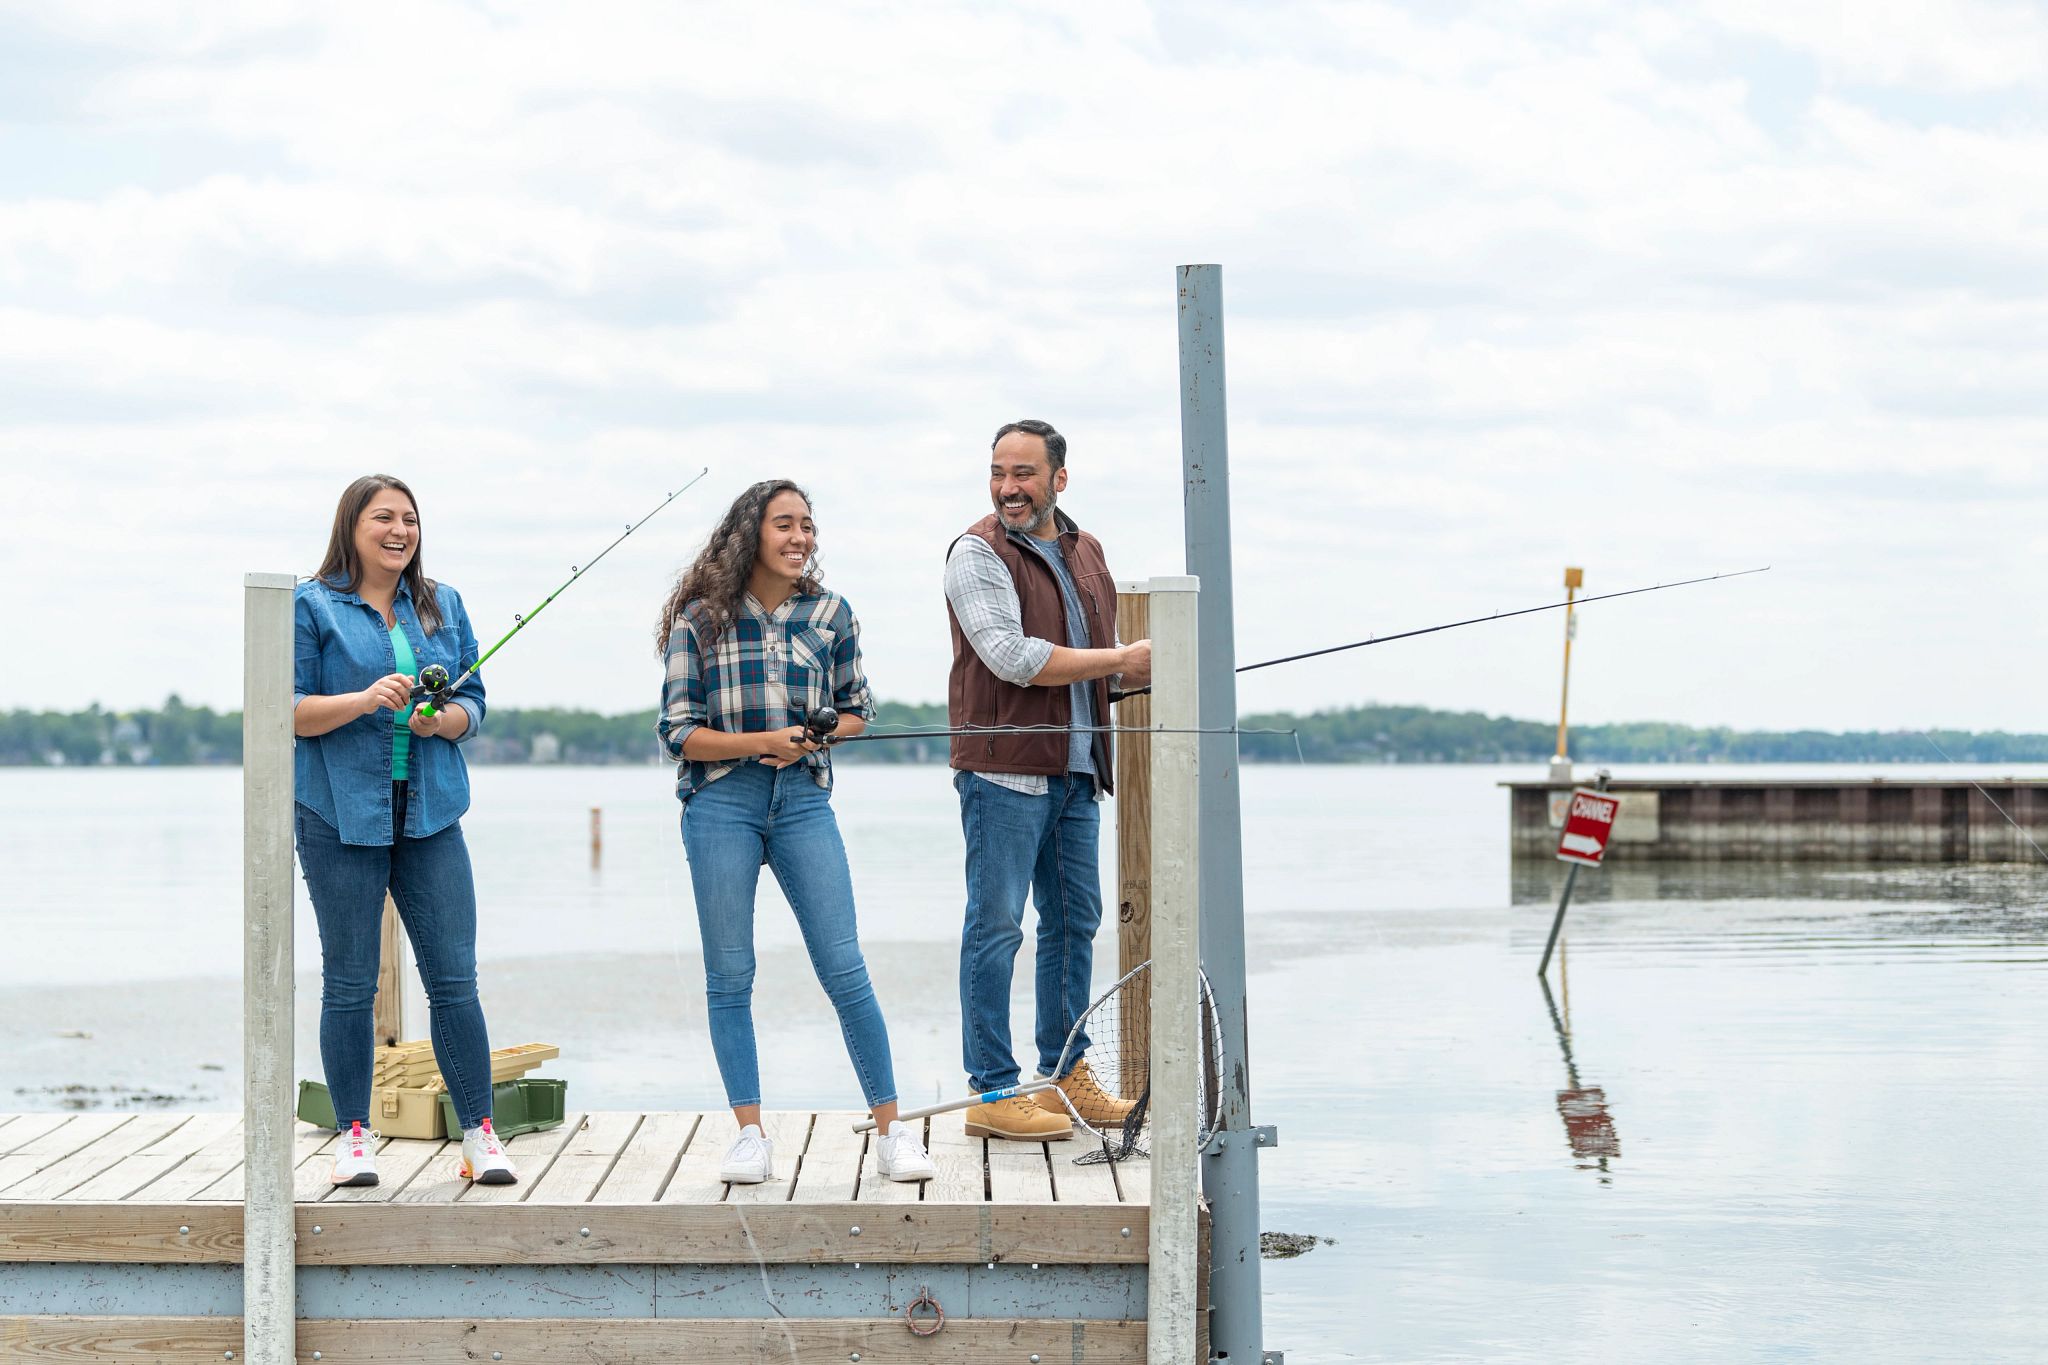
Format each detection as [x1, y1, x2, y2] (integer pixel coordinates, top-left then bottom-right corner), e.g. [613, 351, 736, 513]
[680, 761, 896, 1110]
[955, 772, 1101, 1092]
[295, 793, 494, 1131]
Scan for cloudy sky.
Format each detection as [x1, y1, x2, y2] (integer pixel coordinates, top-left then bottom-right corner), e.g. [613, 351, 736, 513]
[5, 2, 2044, 732]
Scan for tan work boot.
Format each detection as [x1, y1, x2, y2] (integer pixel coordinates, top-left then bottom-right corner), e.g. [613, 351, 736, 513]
[965, 1094, 1073, 1141]
[1035, 1057, 1136, 1128]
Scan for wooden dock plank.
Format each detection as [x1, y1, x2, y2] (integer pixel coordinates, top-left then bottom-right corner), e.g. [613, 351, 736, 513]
[795, 1110, 866, 1202]
[128, 1118, 250, 1201]
[660, 1112, 736, 1204]
[922, 1110, 985, 1204]
[0, 1113, 82, 1155]
[457, 1110, 586, 1204]
[60, 1113, 239, 1202]
[1110, 1151, 1149, 1204]
[332, 1134, 449, 1204]
[0, 1114, 141, 1195]
[1052, 1139, 1124, 1204]
[525, 1111, 642, 1204]
[724, 1113, 811, 1203]
[0, 1316, 1146, 1364]
[857, 1114, 924, 1203]
[593, 1111, 697, 1204]
[986, 1135, 1054, 1204]
[198, 1123, 334, 1202]
[289, 1129, 353, 1203]
[0, 1114, 189, 1201]
[0, 1200, 1150, 1264]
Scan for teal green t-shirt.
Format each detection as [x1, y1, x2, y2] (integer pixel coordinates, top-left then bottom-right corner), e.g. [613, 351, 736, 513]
[389, 624, 417, 781]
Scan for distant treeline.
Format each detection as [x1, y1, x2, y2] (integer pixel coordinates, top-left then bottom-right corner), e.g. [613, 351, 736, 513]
[3, 696, 2043, 767]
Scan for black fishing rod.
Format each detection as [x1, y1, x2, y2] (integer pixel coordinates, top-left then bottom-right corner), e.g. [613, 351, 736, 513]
[414, 469, 710, 718]
[1107, 565, 1772, 697]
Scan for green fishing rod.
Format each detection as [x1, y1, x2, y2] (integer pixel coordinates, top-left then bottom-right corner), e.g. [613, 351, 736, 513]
[414, 468, 709, 719]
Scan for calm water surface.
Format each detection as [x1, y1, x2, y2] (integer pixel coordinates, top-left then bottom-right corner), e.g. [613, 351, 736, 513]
[4, 762, 2046, 1363]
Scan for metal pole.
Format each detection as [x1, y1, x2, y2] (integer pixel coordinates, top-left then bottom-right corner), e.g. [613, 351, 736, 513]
[1539, 769, 1609, 978]
[1177, 263, 1267, 1363]
[1553, 566, 1582, 763]
[242, 572, 297, 1365]
[1537, 863, 1581, 979]
[1146, 575, 1202, 1365]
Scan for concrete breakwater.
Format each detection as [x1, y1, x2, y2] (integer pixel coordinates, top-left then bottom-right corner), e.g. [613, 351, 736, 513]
[1504, 778, 2048, 862]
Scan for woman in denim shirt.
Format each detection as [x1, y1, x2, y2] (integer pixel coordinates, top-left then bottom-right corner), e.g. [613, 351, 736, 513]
[293, 474, 515, 1189]
[655, 479, 934, 1187]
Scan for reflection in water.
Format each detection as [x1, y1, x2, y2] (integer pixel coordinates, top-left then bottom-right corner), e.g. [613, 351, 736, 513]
[1539, 966, 1619, 1182]
[1512, 858, 2048, 910]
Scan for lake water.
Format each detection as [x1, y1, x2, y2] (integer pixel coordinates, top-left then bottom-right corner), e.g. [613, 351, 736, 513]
[4, 762, 2047, 1363]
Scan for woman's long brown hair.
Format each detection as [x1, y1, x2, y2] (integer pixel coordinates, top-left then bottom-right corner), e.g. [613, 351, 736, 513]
[655, 479, 819, 654]
[314, 475, 444, 635]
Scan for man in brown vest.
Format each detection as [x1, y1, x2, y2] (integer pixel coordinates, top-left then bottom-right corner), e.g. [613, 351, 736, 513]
[943, 419, 1152, 1140]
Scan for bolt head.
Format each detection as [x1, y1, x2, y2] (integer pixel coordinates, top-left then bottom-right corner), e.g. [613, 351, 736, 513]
[178, 1225, 190, 1235]
[579, 1227, 591, 1237]
[1120, 1226, 1132, 1237]
[849, 1225, 861, 1236]
[311, 1225, 322, 1235]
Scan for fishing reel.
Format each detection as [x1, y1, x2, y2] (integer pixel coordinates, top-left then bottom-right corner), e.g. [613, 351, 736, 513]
[803, 705, 841, 746]
[410, 663, 453, 720]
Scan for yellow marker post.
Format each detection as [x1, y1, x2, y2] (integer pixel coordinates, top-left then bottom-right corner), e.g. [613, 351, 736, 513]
[1553, 566, 1584, 768]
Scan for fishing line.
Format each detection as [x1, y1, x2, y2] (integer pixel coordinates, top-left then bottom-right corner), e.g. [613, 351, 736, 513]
[1113, 566, 1772, 696]
[414, 468, 710, 717]
[798, 708, 1306, 761]
[1917, 732, 2048, 865]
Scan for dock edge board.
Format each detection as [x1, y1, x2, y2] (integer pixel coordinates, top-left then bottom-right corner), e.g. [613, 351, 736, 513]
[0, 1315, 1147, 1364]
[0, 1202, 1151, 1265]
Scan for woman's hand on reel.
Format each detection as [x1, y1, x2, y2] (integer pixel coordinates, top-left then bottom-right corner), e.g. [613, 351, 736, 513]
[358, 673, 414, 715]
[760, 726, 822, 768]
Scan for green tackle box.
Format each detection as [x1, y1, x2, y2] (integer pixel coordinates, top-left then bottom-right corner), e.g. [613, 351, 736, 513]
[296, 1077, 567, 1141]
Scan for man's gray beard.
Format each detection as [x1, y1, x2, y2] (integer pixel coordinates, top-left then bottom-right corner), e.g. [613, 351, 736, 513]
[1000, 493, 1057, 537]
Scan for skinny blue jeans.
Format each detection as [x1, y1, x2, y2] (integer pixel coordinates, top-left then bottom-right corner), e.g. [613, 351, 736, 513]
[955, 771, 1101, 1092]
[295, 791, 494, 1131]
[680, 761, 896, 1110]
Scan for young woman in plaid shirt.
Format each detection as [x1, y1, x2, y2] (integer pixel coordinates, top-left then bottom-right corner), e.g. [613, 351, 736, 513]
[655, 479, 934, 1186]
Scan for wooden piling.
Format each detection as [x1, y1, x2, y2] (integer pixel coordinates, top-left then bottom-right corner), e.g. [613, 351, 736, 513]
[1114, 584, 1152, 1096]
[375, 896, 405, 1047]
[1144, 574, 1200, 1365]
[241, 572, 296, 1365]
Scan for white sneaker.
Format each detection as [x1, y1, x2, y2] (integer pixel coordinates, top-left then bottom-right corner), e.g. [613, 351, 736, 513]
[720, 1124, 773, 1184]
[875, 1120, 936, 1183]
[459, 1119, 518, 1185]
[330, 1122, 379, 1187]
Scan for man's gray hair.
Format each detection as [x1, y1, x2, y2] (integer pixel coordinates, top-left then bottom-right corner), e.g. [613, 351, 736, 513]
[992, 418, 1067, 472]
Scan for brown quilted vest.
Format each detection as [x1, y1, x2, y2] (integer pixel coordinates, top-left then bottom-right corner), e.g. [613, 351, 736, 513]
[945, 510, 1118, 793]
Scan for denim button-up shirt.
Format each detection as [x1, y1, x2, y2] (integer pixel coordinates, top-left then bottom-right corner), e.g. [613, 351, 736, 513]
[294, 576, 485, 845]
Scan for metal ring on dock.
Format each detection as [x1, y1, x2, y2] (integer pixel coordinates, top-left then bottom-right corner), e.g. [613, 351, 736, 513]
[905, 1286, 945, 1337]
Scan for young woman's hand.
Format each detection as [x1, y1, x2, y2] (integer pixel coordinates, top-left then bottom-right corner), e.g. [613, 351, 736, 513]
[407, 708, 445, 737]
[759, 726, 821, 769]
[358, 674, 414, 714]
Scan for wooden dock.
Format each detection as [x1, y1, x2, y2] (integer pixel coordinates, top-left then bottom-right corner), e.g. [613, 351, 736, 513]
[0, 1106, 1188, 1362]
[1505, 777, 2048, 861]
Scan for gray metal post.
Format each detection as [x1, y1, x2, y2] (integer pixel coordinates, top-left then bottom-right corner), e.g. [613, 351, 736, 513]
[243, 572, 297, 1364]
[1537, 864, 1582, 979]
[1177, 263, 1269, 1363]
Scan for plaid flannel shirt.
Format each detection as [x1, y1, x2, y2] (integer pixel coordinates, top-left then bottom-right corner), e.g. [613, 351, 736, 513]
[657, 589, 874, 800]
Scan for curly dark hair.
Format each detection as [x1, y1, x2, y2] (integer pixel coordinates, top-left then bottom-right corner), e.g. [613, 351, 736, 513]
[655, 479, 821, 654]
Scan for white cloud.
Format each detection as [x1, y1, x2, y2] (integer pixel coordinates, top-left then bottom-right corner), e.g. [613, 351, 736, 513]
[1, 1, 2044, 731]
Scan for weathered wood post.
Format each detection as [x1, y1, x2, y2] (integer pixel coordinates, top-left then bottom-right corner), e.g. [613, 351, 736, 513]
[242, 572, 296, 1365]
[375, 896, 405, 1045]
[1115, 582, 1153, 1097]
[1145, 574, 1200, 1365]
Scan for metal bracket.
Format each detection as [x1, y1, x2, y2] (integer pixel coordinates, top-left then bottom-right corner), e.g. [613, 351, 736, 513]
[1251, 1125, 1278, 1148]
[1262, 1352, 1286, 1364]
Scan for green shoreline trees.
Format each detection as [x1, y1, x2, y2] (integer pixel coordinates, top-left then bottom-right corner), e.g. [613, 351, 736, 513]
[2, 697, 2040, 766]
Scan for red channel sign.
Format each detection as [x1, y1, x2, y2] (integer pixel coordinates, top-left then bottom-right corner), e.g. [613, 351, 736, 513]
[1556, 787, 1622, 867]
